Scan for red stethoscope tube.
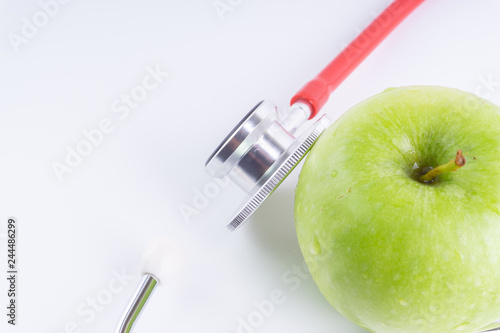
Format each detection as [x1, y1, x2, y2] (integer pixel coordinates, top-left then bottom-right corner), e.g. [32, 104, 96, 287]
[291, 0, 426, 119]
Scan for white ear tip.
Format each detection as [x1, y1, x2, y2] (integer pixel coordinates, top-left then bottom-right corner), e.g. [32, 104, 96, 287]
[140, 237, 186, 284]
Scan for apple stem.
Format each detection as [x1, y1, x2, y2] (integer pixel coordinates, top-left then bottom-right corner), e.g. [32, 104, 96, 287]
[419, 150, 466, 183]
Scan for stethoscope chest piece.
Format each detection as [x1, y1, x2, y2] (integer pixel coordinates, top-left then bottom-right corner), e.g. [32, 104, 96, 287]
[206, 100, 329, 231]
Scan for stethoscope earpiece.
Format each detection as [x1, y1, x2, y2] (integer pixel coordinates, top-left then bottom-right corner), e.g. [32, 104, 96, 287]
[206, 100, 329, 231]
[114, 238, 185, 333]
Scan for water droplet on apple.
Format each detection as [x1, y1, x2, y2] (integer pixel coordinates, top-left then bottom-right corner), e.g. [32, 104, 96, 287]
[421, 166, 433, 174]
[309, 238, 322, 255]
[331, 170, 337, 177]
[454, 322, 470, 331]
[399, 299, 409, 307]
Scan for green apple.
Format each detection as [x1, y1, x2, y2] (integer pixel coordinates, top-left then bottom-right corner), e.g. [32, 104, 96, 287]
[295, 86, 500, 333]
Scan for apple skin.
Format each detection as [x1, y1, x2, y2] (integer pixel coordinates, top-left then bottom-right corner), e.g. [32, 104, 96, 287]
[295, 86, 500, 333]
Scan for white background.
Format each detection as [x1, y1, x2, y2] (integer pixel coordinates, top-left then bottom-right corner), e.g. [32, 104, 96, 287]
[1, 0, 500, 332]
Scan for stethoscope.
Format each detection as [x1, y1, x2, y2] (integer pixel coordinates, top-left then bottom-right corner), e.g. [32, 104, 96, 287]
[113, 1, 500, 332]
[205, 0, 425, 231]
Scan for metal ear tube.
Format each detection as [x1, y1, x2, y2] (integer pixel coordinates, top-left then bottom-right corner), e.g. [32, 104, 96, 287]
[115, 275, 158, 333]
[114, 238, 185, 333]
